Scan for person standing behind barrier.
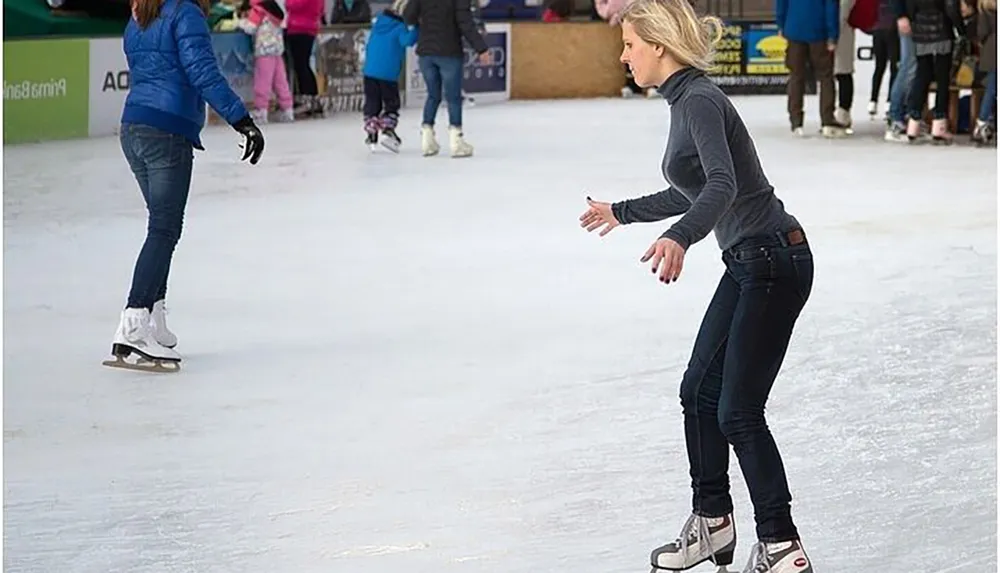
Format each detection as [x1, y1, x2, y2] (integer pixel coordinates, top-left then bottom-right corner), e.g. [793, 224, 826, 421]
[238, 0, 296, 123]
[886, 0, 919, 141]
[869, 0, 900, 120]
[108, 0, 265, 372]
[972, 0, 996, 144]
[777, 0, 848, 137]
[285, 0, 325, 117]
[362, 0, 418, 151]
[404, 0, 490, 157]
[834, 0, 857, 131]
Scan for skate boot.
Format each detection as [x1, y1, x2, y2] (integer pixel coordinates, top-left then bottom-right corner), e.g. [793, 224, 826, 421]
[820, 123, 848, 138]
[621, 86, 635, 98]
[380, 113, 401, 153]
[251, 108, 269, 124]
[364, 116, 380, 150]
[930, 117, 953, 145]
[277, 108, 295, 122]
[833, 107, 853, 134]
[449, 126, 473, 158]
[421, 124, 440, 156]
[740, 540, 813, 573]
[867, 100, 877, 119]
[650, 513, 736, 572]
[150, 299, 177, 348]
[103, 308, 181, 372]
[971, 119, 996, 146]
[645, 87, 659, 99]
[884, 120, 908, 142]
[906, 118, 924, 142]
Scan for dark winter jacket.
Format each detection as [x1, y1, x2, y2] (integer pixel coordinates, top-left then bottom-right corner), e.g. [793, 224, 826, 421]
[980, 8, 996, 71]
[363, 10, 418, 81]
[875, 0, 898, 28]
[904, 0, 961, 43]
[403, 0, 488, 56]
[122, 0, 247, 149]
[330, 0, 371, 24]
[776, 0, 840, 43]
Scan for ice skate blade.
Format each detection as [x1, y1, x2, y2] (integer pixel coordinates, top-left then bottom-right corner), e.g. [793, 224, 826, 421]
[380, 139, 400, 153]
[102, 355, 180, 373]
[103, 344, 180, 373]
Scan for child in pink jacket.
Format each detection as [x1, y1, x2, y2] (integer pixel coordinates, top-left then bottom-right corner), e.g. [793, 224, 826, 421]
[285, 0, 325, 116]
[238, 0, 295, 122]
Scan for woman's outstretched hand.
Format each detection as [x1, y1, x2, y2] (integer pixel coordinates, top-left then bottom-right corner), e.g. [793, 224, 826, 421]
[641, 237, 686, 283]
[579, 196, 620, 236]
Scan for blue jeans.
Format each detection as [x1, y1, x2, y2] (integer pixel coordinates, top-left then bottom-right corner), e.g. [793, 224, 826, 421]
[889, 32, 916, 123]
[419, 55, 463, 128]
[679, 231, 814, 543]
[980, 70, 997, 122]
[119, 123, 194, 310]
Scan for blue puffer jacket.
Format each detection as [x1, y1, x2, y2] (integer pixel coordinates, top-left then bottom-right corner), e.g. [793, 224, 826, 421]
[363, 10, 418, 83]
[776, 0, 840, 43]
[121, 0, 248, 149]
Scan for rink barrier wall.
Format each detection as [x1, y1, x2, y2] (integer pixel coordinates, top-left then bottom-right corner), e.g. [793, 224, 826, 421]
[3, 19, 805, 144]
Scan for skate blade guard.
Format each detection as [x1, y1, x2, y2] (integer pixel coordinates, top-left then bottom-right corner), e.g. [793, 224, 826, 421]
[102, 343, 181, 373]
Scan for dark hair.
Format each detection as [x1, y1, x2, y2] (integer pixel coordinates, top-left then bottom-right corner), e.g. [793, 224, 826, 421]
[134, 0, 210, 29]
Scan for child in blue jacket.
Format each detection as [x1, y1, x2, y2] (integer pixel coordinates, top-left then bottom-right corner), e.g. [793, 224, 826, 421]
[362, 0, 418, 151]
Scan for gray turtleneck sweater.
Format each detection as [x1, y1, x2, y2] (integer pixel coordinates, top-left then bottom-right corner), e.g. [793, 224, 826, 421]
[610, 67, 800, 251]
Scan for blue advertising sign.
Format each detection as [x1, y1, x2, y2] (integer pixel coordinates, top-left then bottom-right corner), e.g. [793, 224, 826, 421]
[462, 28, 507, 94]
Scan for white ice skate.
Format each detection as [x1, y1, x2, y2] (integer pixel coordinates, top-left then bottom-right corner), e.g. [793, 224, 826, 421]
[650, 513, 736, 572]
[833, 107, 853, 134]
[421, 124, 440, 156]
[449, 126, 473, 158]
[103, 308, 181, 373]
[151, 299, 177, 348]
[251, 108, 268, 124]
[867, 100, 877, 119]
[277, 108, 295, 123]
[740, 540, 813, 573]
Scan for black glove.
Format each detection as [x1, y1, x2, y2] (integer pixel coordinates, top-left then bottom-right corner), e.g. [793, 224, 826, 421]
[232, 115, 264, 165]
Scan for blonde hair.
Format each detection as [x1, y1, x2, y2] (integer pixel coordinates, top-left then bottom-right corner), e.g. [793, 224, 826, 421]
[391, 0, 409, 14]
[619, 0, 723, 71]
[980, 0, 996, 11]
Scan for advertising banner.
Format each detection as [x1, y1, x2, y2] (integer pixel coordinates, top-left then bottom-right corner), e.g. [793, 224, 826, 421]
[315, 27, 369, 113]
[405, 22, 511, 108]
[3, 39, 90, 143]
[708, 21, 816, 96]
[88, 37, 129, 138]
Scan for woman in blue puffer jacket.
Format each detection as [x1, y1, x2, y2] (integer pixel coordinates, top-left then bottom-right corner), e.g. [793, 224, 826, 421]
[104, 0, 266, 372]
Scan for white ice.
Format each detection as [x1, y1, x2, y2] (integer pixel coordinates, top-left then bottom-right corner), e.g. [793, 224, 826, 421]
[3, 87, 997, 573]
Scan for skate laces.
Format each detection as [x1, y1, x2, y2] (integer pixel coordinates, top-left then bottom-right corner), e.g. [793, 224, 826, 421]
[742, 542, 771, 573]
[676, 514, 715, 557]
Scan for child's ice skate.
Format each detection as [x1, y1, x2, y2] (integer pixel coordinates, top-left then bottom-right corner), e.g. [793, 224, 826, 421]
[380, 113, 401, 153]
[251, 108, 268, 124]
[150, 299, 177, 348]
[103, 308, 181, 373]
[930, 117, 953, 145]
[421, 124, 440, 156]
[364, 116, 380, 151]
[740, 540, 813, 573]
[650, 513, 736, 572]
[277, 108, 295, 122]
[449, 126, 473, 158]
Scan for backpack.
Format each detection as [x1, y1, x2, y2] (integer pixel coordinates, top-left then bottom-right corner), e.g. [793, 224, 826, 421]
[848, 0, 879, 32]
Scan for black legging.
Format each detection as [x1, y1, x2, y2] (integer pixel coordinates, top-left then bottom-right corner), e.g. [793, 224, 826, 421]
[285, 33, 318, 96]
[836, 73, 853, 110]
[908, 52, 953, 120]
[871, 28, 900, 102]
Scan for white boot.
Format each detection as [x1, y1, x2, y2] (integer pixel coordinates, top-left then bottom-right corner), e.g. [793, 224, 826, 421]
[150, 300, 177, 348]
[449, 126, 473, 158]
[251, 108, 268, 124]
[106, 308, 181, 371]
[650, 513, 736, 571]
[740, 540, 813, 573]
[867, 100, 877, 118]
[277, 108, 295, 122]
[421, 124, 440, 156]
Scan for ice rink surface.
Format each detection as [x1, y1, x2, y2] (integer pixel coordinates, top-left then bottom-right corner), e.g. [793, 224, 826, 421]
[4, 93, 997, 573]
